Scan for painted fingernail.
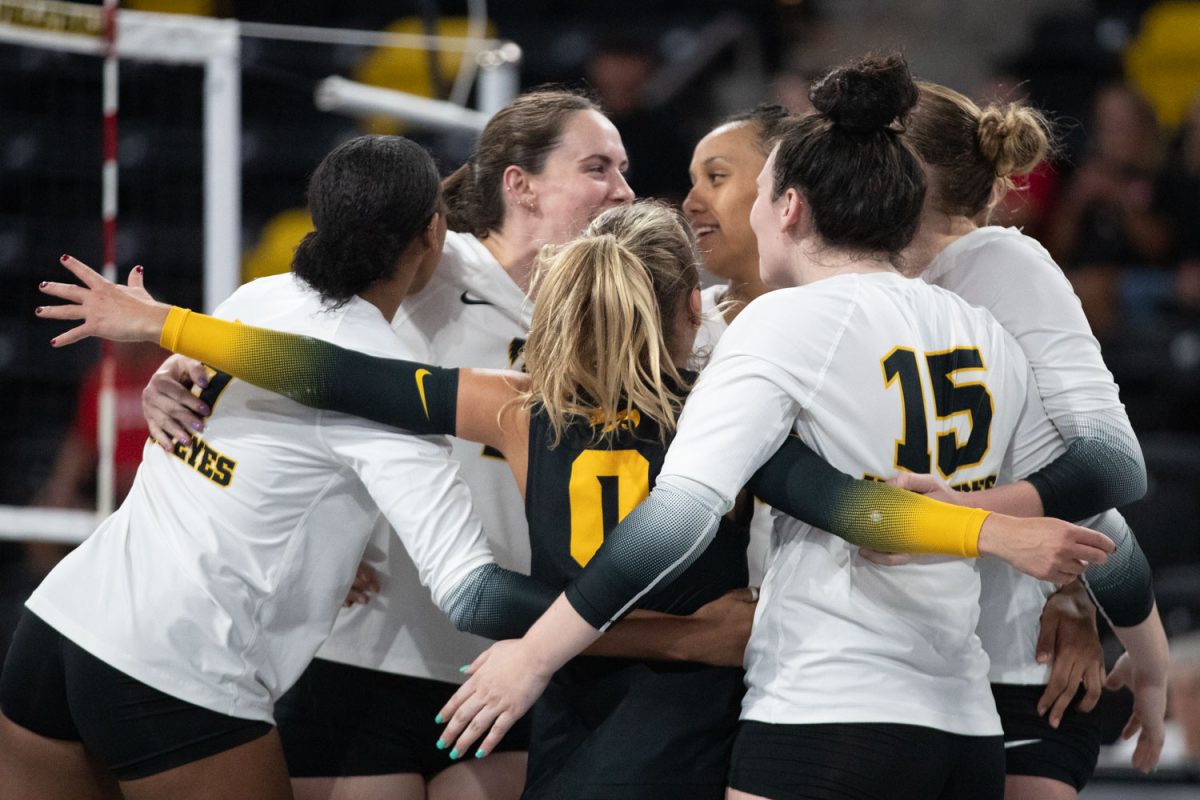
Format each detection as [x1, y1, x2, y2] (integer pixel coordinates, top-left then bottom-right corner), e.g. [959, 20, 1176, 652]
[50, 338, 57, 346]
[191, 422, 203, 432]
[134, 265, 144, 273]
[39, 281, 47, 288]
[35, 306, 43, 315]
[60, 254, 68, 262]
[198, 405, 210, 415]
[435, 739, 447, 750]
[449, 749, 460, 760]
[475, 749, 486, 759]
[459, 664, 470, 673]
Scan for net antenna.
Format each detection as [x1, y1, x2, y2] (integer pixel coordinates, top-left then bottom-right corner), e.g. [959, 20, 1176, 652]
[0, 0, 239, 539]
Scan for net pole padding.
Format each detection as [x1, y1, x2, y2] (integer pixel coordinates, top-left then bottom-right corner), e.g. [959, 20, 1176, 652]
[314, 76, 492, 133]
[200, 18, 239, 314]
[96, 0, 118, 518]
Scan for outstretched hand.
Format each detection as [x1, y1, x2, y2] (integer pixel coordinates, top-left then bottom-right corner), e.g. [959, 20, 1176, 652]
[36, 255, 172, 346]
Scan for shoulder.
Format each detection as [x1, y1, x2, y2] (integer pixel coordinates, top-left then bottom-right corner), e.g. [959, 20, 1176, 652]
[929, 227, 1065, 291]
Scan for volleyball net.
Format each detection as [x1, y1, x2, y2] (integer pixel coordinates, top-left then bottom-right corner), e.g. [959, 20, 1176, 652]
[0, 1, 518, 546]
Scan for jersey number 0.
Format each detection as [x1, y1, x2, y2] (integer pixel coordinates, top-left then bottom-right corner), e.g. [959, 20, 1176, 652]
[568, 450, 651, 566]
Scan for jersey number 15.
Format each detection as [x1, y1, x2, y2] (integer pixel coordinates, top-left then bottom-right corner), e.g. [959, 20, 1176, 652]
[882, 346, 994, 479]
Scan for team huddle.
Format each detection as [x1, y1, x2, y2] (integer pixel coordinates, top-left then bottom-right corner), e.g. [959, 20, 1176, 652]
[1, 53, 1172, 800]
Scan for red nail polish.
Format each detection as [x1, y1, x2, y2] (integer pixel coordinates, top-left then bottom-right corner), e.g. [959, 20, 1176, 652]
[39, 281, 47, 288]
[50, 338, 57, 346]
[134, 265, 144, 273]
[35, 306, 43, 315]
[60, 254, 68, 262]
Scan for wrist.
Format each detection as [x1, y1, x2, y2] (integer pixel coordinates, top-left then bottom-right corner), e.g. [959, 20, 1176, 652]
[144, 303, 172, 342]
[976, 514, 1004, 559]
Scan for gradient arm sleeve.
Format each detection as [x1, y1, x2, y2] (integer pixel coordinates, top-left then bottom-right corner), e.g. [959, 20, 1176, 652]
[442, 563, 560, 640]
[1079, 510, 1155, 628]
[1024, 411, 1148, 521]
[566, 477, 725, 631]
[160, 306, 457, 435]
[748, 436, 987, 557]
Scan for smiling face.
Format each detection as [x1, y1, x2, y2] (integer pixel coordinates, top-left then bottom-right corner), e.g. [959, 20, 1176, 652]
[526, 109, 634, 246]
[683, 122, 764, 284]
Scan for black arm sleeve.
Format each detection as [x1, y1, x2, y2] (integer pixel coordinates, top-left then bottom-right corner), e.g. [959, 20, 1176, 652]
[1081, 511, 1155, 628]
[162, 311, 460, 435]
[1025, 423, 1148, 521]
[442, 563, 561, 640]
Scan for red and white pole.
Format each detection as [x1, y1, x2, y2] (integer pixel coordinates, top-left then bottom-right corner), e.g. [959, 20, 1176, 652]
[97, 0, 119, 517]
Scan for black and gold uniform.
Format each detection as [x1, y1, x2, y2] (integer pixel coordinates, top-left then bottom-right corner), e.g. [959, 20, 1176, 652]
[521, 386, 748, 800]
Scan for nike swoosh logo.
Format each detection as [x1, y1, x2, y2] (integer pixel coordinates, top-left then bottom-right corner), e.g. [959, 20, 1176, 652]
[1003, 739, 1043, 749]
[415, 369, 431, 419]
[460, 290, 492, 306]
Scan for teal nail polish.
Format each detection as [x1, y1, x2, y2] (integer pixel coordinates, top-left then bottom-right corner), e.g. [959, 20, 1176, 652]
[434, 713, 443, 724]
[458, 664, 470, 673]
[435, 739, 447, 750]
[449, 749, 460, 760]
[475, 749, 486, 759]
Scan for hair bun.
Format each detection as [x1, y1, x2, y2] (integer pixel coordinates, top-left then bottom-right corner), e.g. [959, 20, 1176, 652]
[809, 53, 918, 132]
[976, 104, 1050, 179]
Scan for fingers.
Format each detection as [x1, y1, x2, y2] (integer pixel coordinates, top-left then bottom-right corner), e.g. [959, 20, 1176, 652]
[356, 564, 381, 594]
[49, 325, 93, 348]
[1078, 665, 1104, 714]
[343, 588, 371, 607]
[127, 265, 144, 289]
[182, 360, 211, 389]
[473, 712, 518, 759]
[731, 586, 758, 603]
[38, 281, 88, 304]
[1073, 527, 1116, 555]
[1034, 615, 1058, 666]
[1132, 726, 1164, 773]
[449, 696, 501, 757]
[58, 254, 105, 288]
[437, 685, 480, 750]
[1046, 663, 1085, 729]
[1121, 712, 1142, 742]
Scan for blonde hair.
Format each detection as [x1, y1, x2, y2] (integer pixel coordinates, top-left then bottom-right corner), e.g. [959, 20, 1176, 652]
[907, 81, 1052, 218]
[522, 201, 700, 445]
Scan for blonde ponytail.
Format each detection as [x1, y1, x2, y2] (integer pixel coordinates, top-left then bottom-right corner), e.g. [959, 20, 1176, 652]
[523, 201, 698, 445]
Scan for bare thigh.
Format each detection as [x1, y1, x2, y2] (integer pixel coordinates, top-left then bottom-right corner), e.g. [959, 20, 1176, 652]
[0, 711, 121, 800]
[726, 789, 769, 800]
[428, 752, 527, 800]
[1005, 775, 1077, 800]
[118, 727, 292, 800]
[292, 774, 427, 800]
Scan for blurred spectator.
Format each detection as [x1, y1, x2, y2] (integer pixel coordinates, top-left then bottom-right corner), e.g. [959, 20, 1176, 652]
[1160, 93, 1200, 315]
[1046, 83, 1174, 333]
[1047, 83, 1172, 269]
[26, 343, 164, 575]
[585, 38, 690, 201]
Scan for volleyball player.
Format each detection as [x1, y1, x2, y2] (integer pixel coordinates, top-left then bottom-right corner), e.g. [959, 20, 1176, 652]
[684, 100, 1138, 794]
[40, 180, 1123, 799]
[883, 81, 1170, 798]
[413, 54, 1166, 800]
[139, 89, 645, 800]
[0, 135, 571, 800]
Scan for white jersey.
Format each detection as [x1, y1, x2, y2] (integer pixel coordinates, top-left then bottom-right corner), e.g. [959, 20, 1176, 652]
[924, 226, 1138, 684]
[27, 275, 493, 722]
[661, 271, 1039, 736]
[694, 284, 772, 586]
[314, 231, 532, 684]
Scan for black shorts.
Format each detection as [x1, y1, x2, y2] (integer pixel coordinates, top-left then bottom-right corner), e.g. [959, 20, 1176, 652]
[728, 720, 1005, 800]
[522, 658, 744, 800]
[274, 657, 530, 779]
[993, 683, 1102, 791]
[0, 609, 272, 781]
